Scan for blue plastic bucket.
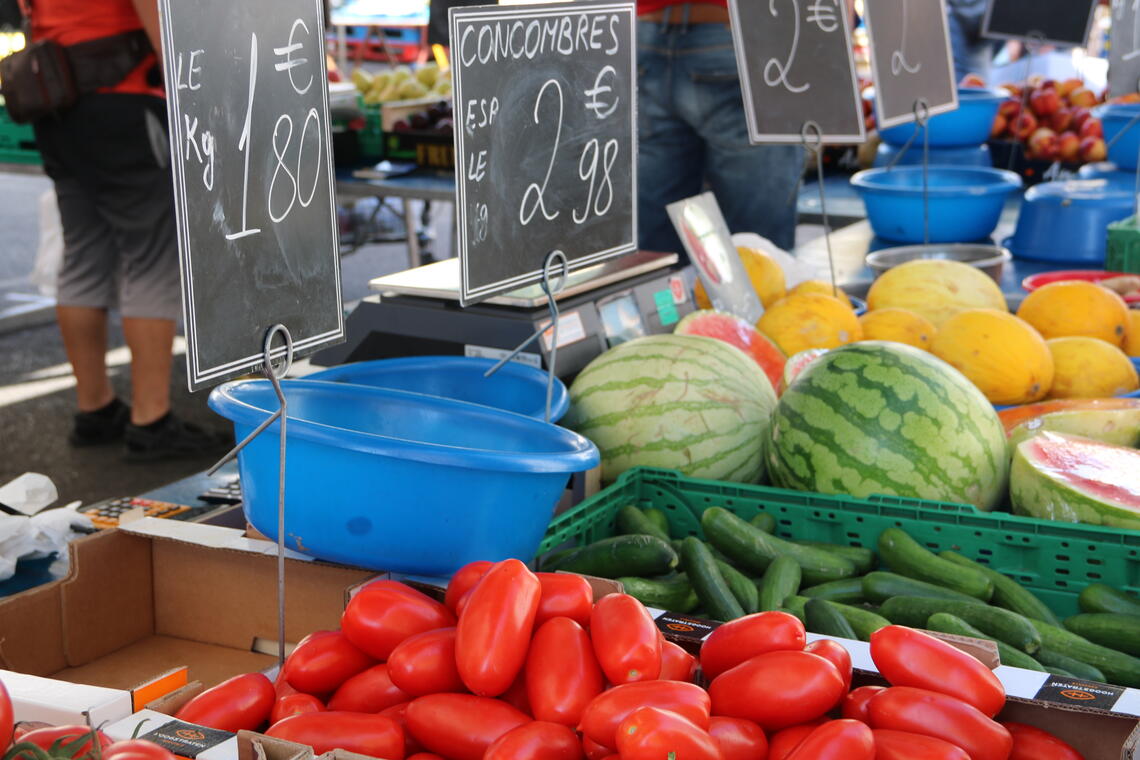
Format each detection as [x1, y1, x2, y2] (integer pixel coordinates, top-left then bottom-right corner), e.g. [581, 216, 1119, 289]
[208, 379, 599, 574]
[873, 142, 992, 169]
[306, 356, 569, 422]
[1005, 179, 1134, 264]
[1095, 103, 1140, 171]
[878, 88, 1006, 148]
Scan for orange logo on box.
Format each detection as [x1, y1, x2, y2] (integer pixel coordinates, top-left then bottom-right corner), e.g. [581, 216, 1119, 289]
[1060, 689, 1096, 701]
[666, 623, 695, 632]
[175, 730, 206, 741]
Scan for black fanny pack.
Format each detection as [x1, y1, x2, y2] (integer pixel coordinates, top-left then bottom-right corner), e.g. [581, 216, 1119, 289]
[1, 29, 153, 124]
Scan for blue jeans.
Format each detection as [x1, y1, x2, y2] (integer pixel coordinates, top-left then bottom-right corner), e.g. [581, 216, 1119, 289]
[637, 20, 804, 256]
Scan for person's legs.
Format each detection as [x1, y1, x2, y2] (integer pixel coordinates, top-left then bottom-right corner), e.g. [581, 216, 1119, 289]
[121, 316, 175, 425]
[55, 305, 114, 412]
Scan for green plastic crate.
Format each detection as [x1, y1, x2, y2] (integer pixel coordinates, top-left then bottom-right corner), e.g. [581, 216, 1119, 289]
[539, 467, 1140, 618]
[1107, 215, 1140, 274]
[0, 103, 40, 165]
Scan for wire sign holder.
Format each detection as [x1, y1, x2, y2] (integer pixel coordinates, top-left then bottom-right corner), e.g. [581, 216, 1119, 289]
[885, 99, 934, 246]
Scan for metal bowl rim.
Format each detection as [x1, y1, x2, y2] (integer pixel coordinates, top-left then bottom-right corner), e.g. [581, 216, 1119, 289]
[865, 244, 1013, 272]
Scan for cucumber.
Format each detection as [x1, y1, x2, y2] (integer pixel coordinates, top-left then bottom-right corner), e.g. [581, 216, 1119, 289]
[680, 536, 744, 622]
[1079, 583, 1140, 617]
[879, 596, 1042, 654]
[757, 556, 803, 611]
[1063, 613, 1140, 657]
[1028, 618, 1140, 687]
[643, 508, 672, 538]
[862, 571, 983, 604]
[1035, 648, 1107, 683]
[796, 542, 876, 575]
[750, 512, 776, 533]
[615, 505, 671, 542]
[550, 534, 678, 578]
[618, 575, 699, 613]
[925, 612, 1045, 672]
[701, 507, 856, 586]
[877, 528, 993, 601]
[538, 546, 575, 571]
[716, 559, 760, 614]
[1041, 665, 1076, 678]
[784, 595, 809, 622]
[829, 602, 891, 641]
[805, 599, 857, 639]
[800, 577, 865, 604]
[939, 550, 1060, 626]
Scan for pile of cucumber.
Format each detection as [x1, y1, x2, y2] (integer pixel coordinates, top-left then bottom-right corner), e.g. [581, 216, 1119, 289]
[541, 505, 1140, 688]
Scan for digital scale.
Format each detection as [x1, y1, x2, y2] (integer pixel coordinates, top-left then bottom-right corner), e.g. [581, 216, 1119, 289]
[311, 251, 695, 379]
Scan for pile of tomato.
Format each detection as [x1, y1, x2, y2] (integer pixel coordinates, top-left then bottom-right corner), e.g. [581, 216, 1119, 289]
[0, 696, 182, 760]
[0, 558, 1090, 760]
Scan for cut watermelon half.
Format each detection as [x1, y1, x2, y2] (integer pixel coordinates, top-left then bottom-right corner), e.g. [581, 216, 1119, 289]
[675, 310, 785, 393]
[1010, 431, 1140, 530]
[998, 398, 1140, 435]
[779, 348, 830, 395]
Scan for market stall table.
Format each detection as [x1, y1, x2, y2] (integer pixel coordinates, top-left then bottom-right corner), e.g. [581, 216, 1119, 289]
[336, 168, 454, 268]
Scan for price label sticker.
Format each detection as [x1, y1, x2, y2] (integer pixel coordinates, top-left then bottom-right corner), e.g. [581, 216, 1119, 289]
[654, 289, 679, 326]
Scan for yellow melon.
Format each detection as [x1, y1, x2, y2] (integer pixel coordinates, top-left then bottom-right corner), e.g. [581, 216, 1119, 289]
[866, 259, 1007, 327]
[695, 245, 787, 309]
[930, 309, 1054, 405]
[1124, 309, 1140, 357]
[1046, 336, 1139, 399]
[789, 280, 854, 308]
[757, 293, 863, 356]
[1016, 281, 1130, 348]
[858, 308, 937, 350]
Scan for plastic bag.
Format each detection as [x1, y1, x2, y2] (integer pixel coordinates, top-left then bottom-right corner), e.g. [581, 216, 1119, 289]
[30, 189, 62, 298]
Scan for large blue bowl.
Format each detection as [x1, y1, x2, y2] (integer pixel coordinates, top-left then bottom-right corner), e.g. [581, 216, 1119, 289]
[1005, 179, 1134, 264]
[851, 166, 1022, 244]
[873, 142, 992, 169]
[878, 88, 1006, 148]
[208, 379, 599, 574]
[1096, 103, 1140, 171]
[306, 356, 569, 422]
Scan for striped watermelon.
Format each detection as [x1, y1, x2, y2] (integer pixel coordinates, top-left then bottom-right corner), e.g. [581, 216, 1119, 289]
[565, 333, 777, 483]
[769, 341, 1009, 510]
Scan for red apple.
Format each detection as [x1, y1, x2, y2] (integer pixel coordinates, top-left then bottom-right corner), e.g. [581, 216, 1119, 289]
[1057, 131, 1081, 162]
[1057, 78, 1084, 99]
[1028, 127, 1060, 160]
[991, 113, 1009, 139]
[1002, 83, 1023, 98]
[1069, 86, 1099, 108]
[1049, 107, 1073, 133]
[1079, 136, 1107, 163]
[1030, 87, 1061, 117]
[1079, 117, 1104, 139]
[998, 99, 1022, 120]
[959, 73, 987, 88]
[1012, 111, 1039, 140]
[1071, 106, 1092, 131]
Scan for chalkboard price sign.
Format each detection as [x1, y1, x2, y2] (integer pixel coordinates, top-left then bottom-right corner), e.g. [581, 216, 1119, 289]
[159, 0, 344, 391]
[982, 0, 1097, 49]
[450, 0, 637, 306]
[726, 0, 865, 144]
[1110, 0, 1140, 96]
[864, 0, 958, 130]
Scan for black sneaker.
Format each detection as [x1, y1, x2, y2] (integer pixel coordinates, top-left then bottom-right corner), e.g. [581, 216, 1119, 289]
[124, 412, 232, 462]
[70, 398, 130, 446]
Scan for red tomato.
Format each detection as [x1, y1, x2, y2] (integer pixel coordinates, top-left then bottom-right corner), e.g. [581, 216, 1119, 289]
[1003, 722, 1085, 760]
[380, 702, 424, 755]
[708, 716, 768, 760]
[13, 725, 113, 759]
[102, 740, 177, 760]
[404, 693, 531, 760]
[785, 719, 874, 760]
[271, 693, 325, 724]
[485, 721, 584, 760]
[578, 680, 711, 750]
[768, 724, 825, 760]
[700, 612, 806, 680]
[0, 679, 11, 752]
[501, 668, 533, 716]
[867, 687, 1011, 760]
[660, 640, 699, 682]
[455, 559, 541, 697]
[175, 673, 275, 732]
[386, 628, 464, 697]
[873, 729, 970, 760]
[870, 626, 1006, 718]
[841, 686, 886, 723]
[804, 639, 852, 692]
[527, 617, 604, 726]
[582, 736, 611, 760]
[616, 707, 723, 760]
[534, 573, 594, 627]
[446, 560, 494, 613]
[327, 663, 410, 712]
[342, 582, 456, 661]
[708, 651, 846, 731]
[283, 630, 376, 696]
[265, 711, 405, 758]
[590, 594, 662, 684]
[407, 754, 445, 760]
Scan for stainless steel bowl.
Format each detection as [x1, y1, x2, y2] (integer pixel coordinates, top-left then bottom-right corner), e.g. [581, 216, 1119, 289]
[865, 243, 1012, 282]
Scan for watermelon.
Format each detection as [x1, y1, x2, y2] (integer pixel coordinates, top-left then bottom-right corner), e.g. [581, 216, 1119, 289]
[1007, 406, 1140, 448]
[564, 333, 777, 483]
[780, 348, 829, 395]
[998, 398, 1140, 435]
[675, 310, 785, 393]
[767, 341, 1009, 511]
[1010, 431, 1140, 530]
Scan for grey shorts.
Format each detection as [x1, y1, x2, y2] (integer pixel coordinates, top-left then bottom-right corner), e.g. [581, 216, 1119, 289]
[34, 94, 181, 321]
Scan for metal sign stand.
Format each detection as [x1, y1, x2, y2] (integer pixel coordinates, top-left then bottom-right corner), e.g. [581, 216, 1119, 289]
[799, 121, 841, 298]
[207, 324, 294, 667]
[885, 99, 933, 245]
[484, 250, 569, 424]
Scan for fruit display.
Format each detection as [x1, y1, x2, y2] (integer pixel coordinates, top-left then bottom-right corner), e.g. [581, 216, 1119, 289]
[985, 75, 1108, 164]
[1017, 280, 1131, 347]
[674, 310, 786, 391]
[693, 245, 786, 309]
[390, 100, 454, 137]
[756, 292, 863, 356]
[998, 397, 1140, 447]
[1046, 336, 1139, 398]
[865, 259, 1007, 327]
[857, 308, 935, 350]
[352, 63, 451, 105]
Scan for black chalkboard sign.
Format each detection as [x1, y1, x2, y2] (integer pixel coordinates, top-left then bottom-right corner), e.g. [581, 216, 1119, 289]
[727, 0, 865, 144]
[159, 0, 344, 391]
[864, 0, 958, 129]
[982, 0, 1097, 48]
[450, 0, 637, 306]
[1109, 0, 1140, 95]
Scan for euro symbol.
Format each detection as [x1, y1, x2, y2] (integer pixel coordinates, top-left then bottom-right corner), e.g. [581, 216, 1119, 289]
[807, 0, 840, 33]
[273, 18, 314, 95]
[584, 65, 619, 120]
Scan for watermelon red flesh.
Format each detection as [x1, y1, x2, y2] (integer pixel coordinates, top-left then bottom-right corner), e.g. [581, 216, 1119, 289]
[675, 310, 784, 393]
[998, 398, 1140, 435]
[1016, 433, 1140, 514]
[780, 348, 829, 394]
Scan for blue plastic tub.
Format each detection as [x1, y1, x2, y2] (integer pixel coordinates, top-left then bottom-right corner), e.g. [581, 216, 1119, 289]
[1004, 179, 1134, 264]
[878, 88, 1006, 148]
[208, 379, 599, 574]
[1095, 103, 1140, 171]
[306, 356, 569, 422]
[873, 142, 992, 169]
[851, 166, 1022, 244]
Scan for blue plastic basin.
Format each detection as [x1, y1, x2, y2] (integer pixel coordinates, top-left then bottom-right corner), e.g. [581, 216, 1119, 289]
[873, 142, 992, 169]
[208, 379, 599, 574]
[851, 166, 1022, 244]
[878, 88, 1006, 148]
[1005, 179, 1134, 264]
[1095, 103, 1140, 171]
[305, 356, 569, 422]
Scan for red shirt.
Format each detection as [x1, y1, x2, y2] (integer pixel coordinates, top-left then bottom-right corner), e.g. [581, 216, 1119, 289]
[637, 0, 727, 17]
[28, 0, 163, 97]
